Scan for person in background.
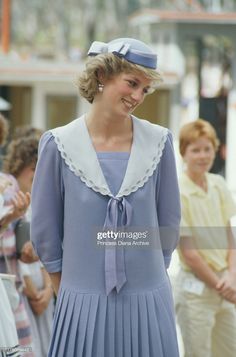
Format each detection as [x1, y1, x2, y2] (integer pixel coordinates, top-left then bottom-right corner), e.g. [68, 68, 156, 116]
[31, 37, 180, 357]
[0, 178, 20, 357]
[175, 119, 236, 357]
[0, 115, 31, 240]
[18, 239, 54, 357]
[12, 126, 43, 141]
[0, 277, 20, 357]
[0, 116, 33, 356]
[12, 125, 44, 226]
[2, 137, 53, 357]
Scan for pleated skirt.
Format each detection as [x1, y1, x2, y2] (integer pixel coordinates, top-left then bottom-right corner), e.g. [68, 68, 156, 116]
[48, 280, 179, 357]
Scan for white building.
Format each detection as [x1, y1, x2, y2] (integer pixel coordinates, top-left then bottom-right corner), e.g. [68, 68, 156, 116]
[129, 8, 236, 197]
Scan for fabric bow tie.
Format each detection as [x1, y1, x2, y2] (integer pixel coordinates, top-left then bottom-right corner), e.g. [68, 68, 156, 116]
[103, 196, 132, 295]
[88, 41, 131, 57]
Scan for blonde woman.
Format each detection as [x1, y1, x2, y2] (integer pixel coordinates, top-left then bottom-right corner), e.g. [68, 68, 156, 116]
[31, 38, 181, 357]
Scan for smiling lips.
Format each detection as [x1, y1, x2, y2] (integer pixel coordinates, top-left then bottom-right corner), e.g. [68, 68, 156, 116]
[122, 98, 136, 111]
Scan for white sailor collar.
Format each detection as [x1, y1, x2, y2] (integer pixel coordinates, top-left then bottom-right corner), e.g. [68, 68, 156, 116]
[50, 114, 168, 198]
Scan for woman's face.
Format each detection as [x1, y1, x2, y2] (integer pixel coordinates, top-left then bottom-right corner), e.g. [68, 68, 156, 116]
[183, 136, 216, 176]
[100, 71, 152, 116]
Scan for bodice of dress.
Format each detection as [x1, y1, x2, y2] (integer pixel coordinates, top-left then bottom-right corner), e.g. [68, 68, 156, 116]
[31, 117, 181, 357]
[97, 152, 131, 294]
[31, 119, 181, 296]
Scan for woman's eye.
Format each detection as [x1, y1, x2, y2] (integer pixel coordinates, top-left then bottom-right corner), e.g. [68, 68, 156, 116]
[127, 80, 137, 87]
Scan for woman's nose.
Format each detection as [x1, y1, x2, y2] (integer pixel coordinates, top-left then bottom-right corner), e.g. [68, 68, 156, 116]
[131, 89, 144, 103]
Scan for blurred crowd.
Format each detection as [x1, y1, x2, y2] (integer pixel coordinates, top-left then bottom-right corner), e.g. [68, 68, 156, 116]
[0, 113, 54, 357]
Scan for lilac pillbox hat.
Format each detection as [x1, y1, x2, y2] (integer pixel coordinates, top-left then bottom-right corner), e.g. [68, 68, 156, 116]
[88, 38, 157, 69]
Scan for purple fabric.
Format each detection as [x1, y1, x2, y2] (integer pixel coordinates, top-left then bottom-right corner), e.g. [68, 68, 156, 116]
[98, 152, 131, 295]
[31, 132, 181, 357]
[103, 196, 132, 294]
[88, 38, 157, 69]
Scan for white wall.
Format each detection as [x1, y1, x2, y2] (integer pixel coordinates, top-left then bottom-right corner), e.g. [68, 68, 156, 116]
[226, 89, 236, 200]
[31, 82, 84, 129]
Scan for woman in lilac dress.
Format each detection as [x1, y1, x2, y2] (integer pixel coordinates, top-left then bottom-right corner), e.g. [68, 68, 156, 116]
[31, 38, 181, 357]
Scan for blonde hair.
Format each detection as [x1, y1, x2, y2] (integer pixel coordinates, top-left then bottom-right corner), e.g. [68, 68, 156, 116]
[77, 53, 162, 103]
[179, 119, 220, 157]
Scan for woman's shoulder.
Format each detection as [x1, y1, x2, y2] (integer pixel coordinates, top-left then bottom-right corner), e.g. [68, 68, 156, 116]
[132, 116, 171, 157]
[40, 115, 84, 151]
[39, 130, 54, 145]
[39, 130, 59, 155]
[133, 115, 169, 135]
[50, 116, 84, 137]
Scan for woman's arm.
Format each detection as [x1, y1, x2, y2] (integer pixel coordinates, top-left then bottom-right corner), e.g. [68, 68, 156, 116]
[48, 272, 61, 296]
[30, 133, 64, 281]
[41, 266, 58, 294]
[156, 131, 181, 268]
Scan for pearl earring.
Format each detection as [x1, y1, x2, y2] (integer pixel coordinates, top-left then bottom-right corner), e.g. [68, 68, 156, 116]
[98, 83, 104, 93]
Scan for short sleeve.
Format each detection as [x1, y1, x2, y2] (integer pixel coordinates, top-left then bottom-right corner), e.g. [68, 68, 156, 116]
[30, 132, 64, 273]
[216, 175, 236, 223]
[156, 131, 181, 268]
